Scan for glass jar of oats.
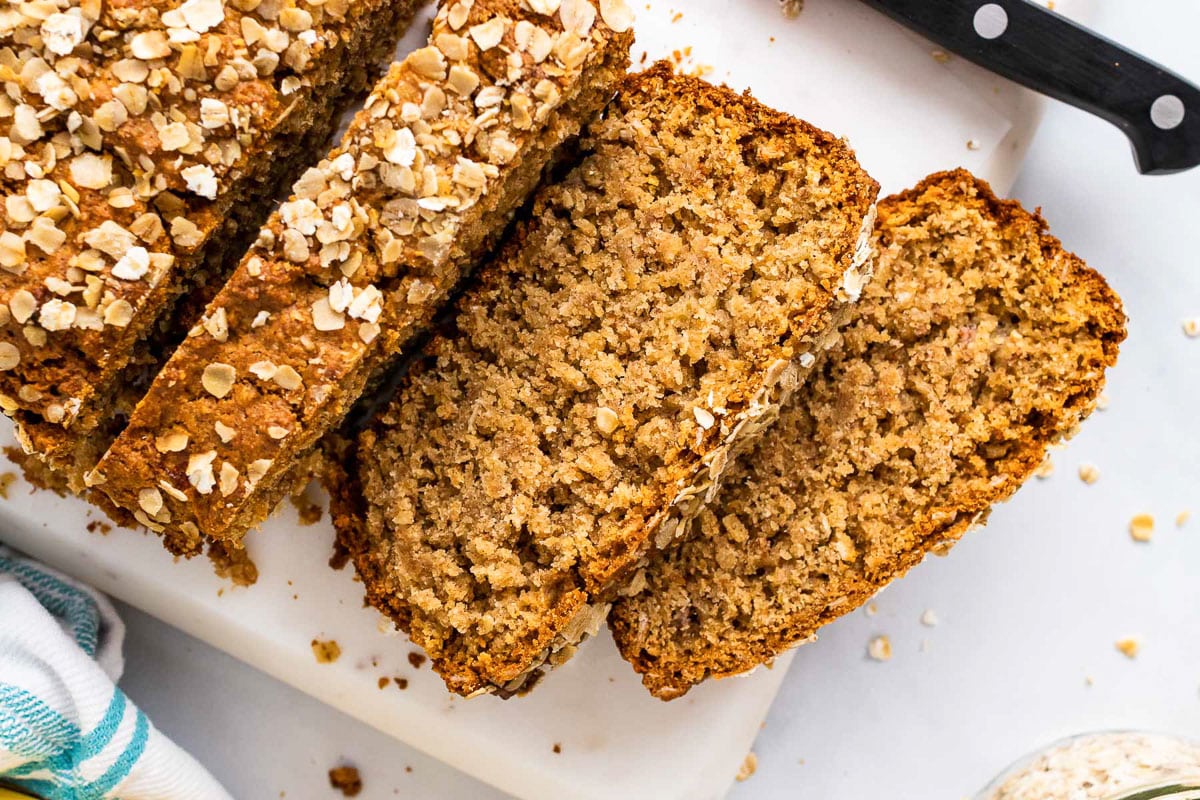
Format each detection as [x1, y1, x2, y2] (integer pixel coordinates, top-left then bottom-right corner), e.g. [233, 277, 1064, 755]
[977, 732, 1200, 800]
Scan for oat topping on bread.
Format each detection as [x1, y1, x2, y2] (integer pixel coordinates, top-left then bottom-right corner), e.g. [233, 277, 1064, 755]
[332, 63, 879, 697]
[1, 0, 423, 486]
[608, 170, 1126, 699]
[90, 0, 634, 549]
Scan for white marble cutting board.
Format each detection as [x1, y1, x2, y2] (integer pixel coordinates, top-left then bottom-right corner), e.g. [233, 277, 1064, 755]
[0, 0, 1092, 797]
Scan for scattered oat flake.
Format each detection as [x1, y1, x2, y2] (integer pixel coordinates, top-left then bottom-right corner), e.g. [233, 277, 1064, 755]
[931, 49, 951, 63]
[407, 651, 427, 669]
[1182, 317, 1200, 338]
[780, 0, 803, 18]
[312, 639, 342, 664]
[328, 765, 362, 797]
[1078, 463, 1100, 485]
[920, 609, 939, 627]
[1128, 513, 1154, 543]
[1115, 637, 1141, 659]
[967, 139, 981, 150]
[1177, 510, 1191, 528]
[736, 752, 758, 782]
[868, 635, 892, 661]
[864, 602, 878, 617]
[376, 677, 389, 689]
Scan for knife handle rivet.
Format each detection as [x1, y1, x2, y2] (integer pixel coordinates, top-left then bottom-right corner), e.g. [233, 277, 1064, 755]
[973, 3, 1008, 40]
[1150, 94, 1186, 130]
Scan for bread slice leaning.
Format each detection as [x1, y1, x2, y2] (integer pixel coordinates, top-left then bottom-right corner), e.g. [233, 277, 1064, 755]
[331, 63, 879, 697]
[608, 169, 1127, 699]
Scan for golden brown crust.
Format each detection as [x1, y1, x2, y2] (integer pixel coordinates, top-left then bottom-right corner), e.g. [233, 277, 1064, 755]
[608, 169, 1127, 699]
[0, 0, 421, 447]
[335, 63, 878, 697]
[89, 0, 634, 551]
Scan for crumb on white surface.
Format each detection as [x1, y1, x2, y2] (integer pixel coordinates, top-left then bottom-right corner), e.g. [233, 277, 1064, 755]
[779, 0, 803, 18]
[1129, 513, 1155, 543]
[1182, 317, 1200, 338]
[1078, 463, 1100, 485]
[920, 609, 939, 627]
[868, 635, 892, 662]
[311, 639, 342, 664]
[736, 752, 758, 782]
[1177, 510, 1191, 528]
[1114, 637, 1141, 659]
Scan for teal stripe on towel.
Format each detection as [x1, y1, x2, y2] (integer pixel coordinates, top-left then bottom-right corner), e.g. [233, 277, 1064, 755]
[81, 708, 148, 800]
[0, 684, 80, 760]
[0, 555, 100, 657]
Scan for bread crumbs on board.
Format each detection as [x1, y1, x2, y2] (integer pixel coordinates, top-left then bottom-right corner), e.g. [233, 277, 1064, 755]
[668, 46, 713, 78]
[736, 752, 758, 782]
[1115, 638, 1141, 659]
[328, 765, 362, 797]
[312, 639, 342, 664]
[868, 635, 893, 662]
[1129, 514, 1155, 543]
[288, 488, 324, 526]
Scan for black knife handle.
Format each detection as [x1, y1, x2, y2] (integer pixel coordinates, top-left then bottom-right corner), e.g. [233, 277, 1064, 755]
[860, 0, 1200, 174]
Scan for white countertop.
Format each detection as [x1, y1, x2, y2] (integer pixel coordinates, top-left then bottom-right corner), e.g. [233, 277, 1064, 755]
[83, 1, 1200, 797]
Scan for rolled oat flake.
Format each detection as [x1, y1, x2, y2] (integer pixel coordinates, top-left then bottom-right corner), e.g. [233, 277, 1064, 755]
[978, 732, 1200, 800]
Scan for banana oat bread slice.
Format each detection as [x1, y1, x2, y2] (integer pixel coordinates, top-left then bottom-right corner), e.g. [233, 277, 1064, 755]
[1, 0, 422, 489]
[333, 63, 879, 697]
[608, 170, 1127, 699]
[88, 0, 634, 549]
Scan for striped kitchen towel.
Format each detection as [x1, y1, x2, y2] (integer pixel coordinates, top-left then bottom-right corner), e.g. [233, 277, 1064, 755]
[0, 546, 232, 800]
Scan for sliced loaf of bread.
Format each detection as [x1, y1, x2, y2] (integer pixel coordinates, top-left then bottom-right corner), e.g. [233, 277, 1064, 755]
[608, 170, 1126, 699]
[87, 0, 634, 553]
[332, 63, 879, 696]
